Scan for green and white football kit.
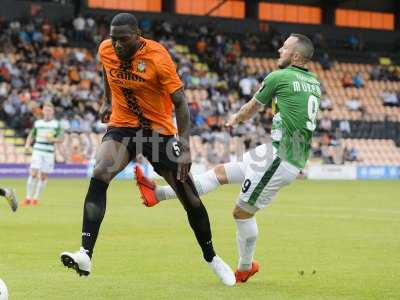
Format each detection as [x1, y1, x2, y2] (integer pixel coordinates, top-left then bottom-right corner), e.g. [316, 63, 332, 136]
[30, 119, 62, 174]
[237, 66, 321, 213]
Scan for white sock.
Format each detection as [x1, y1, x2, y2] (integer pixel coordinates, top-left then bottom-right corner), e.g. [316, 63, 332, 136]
[33, 180, 47, 200]
[155, 185, 176, 201]
[155, 170, 221, 201]
[236, 217, 259, 271]
[26, 176, 38, 199]
[224, 162, 246, 184]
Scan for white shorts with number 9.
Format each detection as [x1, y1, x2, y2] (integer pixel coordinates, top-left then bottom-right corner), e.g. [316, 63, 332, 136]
[236, 143, 300, 214]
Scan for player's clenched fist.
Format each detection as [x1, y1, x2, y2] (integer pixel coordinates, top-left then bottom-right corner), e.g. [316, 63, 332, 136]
[226, 113, 240, 128]
[177, 143, 191, 182]
[99, 102, 111, 123]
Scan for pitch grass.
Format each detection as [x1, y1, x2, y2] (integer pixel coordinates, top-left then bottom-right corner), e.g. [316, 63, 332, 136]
[0, 179, 399, 300]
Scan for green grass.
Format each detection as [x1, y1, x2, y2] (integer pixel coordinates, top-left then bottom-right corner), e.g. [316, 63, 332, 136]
[0, 179, 399, 300]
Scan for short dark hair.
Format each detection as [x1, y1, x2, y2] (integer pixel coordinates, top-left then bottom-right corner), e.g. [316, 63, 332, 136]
[290, 33, 314, 60]
[110, 13, 138, 29]
[43, 101, 54, 109]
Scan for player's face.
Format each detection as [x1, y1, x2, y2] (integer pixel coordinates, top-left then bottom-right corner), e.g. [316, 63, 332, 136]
[278, 36, 297, 69]
[43, 106, 54, 121]
[110, 25, 139, 60]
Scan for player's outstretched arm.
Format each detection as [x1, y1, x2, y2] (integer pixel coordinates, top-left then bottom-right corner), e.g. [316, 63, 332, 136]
[226, 98, 264, 127]
[171, 87, 191, 182]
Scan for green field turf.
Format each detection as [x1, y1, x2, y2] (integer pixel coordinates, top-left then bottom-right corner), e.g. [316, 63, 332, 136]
[0, 179, 399, 300]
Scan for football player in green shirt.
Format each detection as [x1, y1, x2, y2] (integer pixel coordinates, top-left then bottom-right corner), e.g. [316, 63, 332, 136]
[136, 33, 320, 283]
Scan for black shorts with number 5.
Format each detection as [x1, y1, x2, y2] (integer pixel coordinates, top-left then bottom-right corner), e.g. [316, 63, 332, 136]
[102, 127, 186, 174]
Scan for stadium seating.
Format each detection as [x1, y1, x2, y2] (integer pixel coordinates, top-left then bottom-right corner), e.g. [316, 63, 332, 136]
[1, 17, 399, 167]
[0, 122, 28, 163]
[341, 139, 400, 165]
[241, 58, 400, 121]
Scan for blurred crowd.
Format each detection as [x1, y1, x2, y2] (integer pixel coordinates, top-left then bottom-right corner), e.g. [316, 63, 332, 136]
[0, 16, 399, 166]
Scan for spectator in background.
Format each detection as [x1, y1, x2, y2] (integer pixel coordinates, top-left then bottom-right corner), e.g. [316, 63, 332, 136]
[390, 65, 400, 81]
[343, 147, 358, 162]
[319, 52, 331, 70]
[73, 14, 85, 41]
[85, 15, 96, 42]
[370, 65, 381, 81]
[352, 72, 364, 88]
[320, 92, 332, 111]
[312, 32, 326, 49]
[319, 112, 332, 133]
[397, 90, 400, 106]
[347, 34, 364, 51]
[339, 119, 351, 137]
[139, 18, 153, 35]
[346, 96, 362, 112]
[238, 71, 258, 101]
[196, 37, 207, 57]
[320, 143, 335, 164]
[381, 90, 399, 107]
[348, 35, 358, 50]
[244, 33, 260, 52]
[342, 72, 353, 88]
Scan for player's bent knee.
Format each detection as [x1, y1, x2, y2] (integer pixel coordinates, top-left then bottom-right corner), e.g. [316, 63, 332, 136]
[92, 165, 114, 183]
[233, 205, 254, 219]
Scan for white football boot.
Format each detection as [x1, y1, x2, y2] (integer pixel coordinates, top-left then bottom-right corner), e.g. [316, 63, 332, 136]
[60, 247, 91, 276]
[4, 188, 17, 212]
[208, 256, 236, 286]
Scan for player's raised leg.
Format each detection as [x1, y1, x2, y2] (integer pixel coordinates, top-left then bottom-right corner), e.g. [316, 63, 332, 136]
[60, 139, 131, 276]
[0, 187, 18, 212]
[135, 161, 246, 207]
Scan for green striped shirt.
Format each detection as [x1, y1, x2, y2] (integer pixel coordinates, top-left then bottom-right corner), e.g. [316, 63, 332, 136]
[32, 119, 61, 153]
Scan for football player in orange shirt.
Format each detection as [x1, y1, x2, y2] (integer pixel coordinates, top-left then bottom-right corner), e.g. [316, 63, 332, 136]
[60, 13, 235, 286]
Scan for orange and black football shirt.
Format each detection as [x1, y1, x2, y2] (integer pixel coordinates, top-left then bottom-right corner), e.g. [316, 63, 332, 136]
[98, 37, 183, 135]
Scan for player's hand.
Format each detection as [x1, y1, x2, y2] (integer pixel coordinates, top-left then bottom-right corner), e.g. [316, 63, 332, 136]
[177, 143, 191, 182]
[99, 102, 111, 123]
[47, 133, 56, 143]
[226, 113, 239, 128]
[24, 146, 31, 154]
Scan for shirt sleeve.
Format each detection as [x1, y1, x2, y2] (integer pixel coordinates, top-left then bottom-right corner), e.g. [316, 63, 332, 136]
[254, 71, 281, 106]
[32, 121, 37, 137]
[55, 122, 62, 137]
[97, 39, 109, 65]
[157, 50, 183, 94]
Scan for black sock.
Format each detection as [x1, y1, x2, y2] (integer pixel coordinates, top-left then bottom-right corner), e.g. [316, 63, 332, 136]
[81, 177, 109, 258]
[186, 203, 216, 262]
[166, 173, 216, 263]
[0, 188, 5, 197]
